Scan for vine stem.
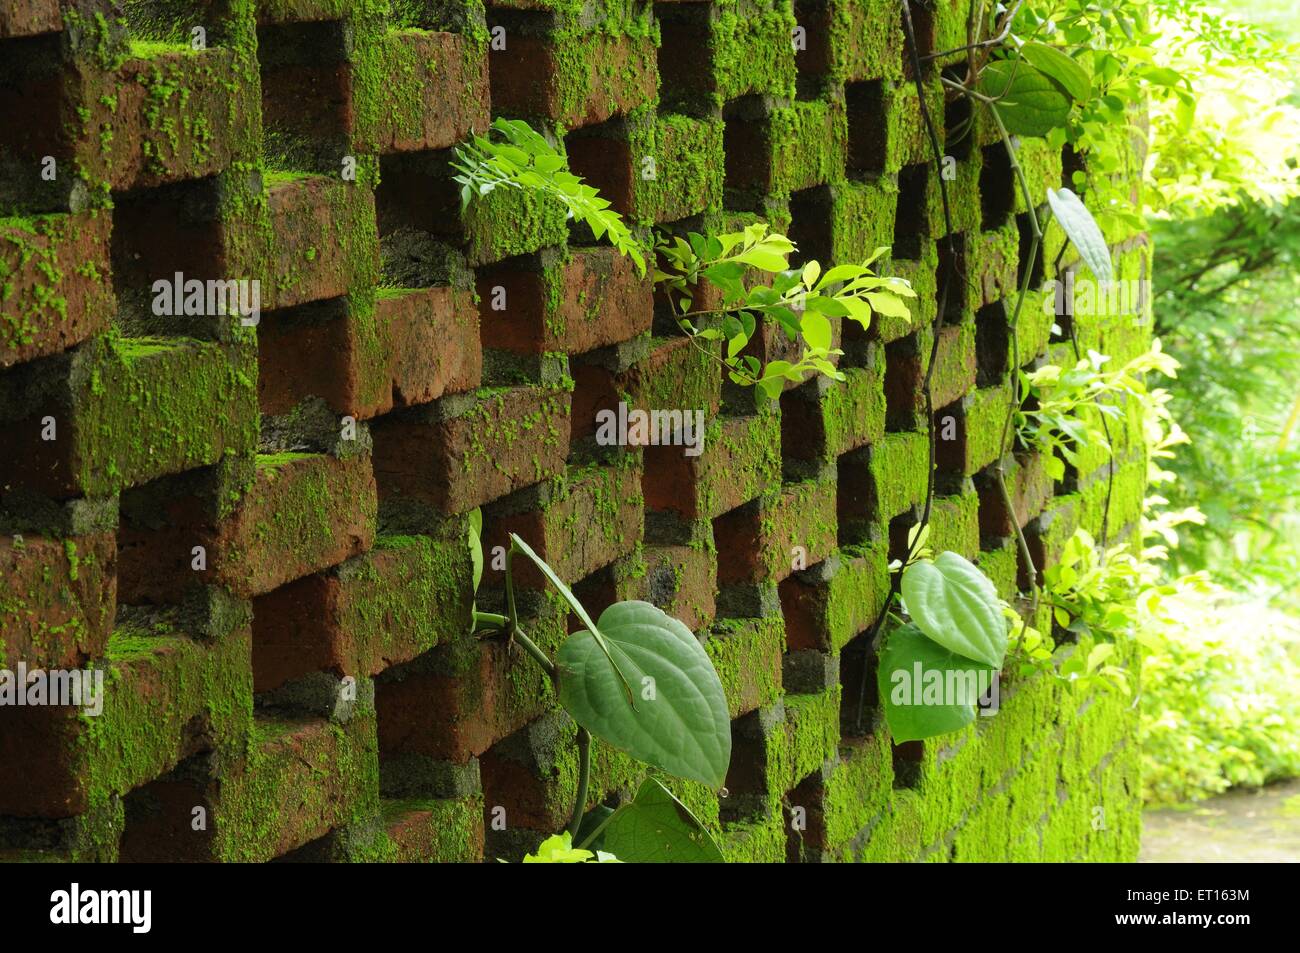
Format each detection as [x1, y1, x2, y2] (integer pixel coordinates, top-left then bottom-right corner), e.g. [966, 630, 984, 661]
[568, 728, 592, 838]
[980, 93, 1045, 619]
[852, 0, 959, 734]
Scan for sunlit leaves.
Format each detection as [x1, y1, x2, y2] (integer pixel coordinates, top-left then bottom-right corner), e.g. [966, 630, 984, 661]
[451, 118, 646, 275]
[655, 226, 915, 398]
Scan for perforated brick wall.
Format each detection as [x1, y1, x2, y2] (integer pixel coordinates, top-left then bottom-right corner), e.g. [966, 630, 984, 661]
[0, 0, 1149, 862]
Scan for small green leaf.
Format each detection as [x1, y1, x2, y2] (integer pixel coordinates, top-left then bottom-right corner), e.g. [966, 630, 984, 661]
[468, 508, 484, 597]
[1046, 187, 1113, 284]
[878, 624, 995, 742]
[802, 312, 832, 351]
[600, 778, 724, 863]
[557, 601, 732, 788]
[900, 552, 1009, 668]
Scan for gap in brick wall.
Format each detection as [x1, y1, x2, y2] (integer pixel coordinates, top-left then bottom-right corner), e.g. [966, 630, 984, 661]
[892, 739, 925, 788]
[845, 79, 887, 178]
[565, 119, 635, 220]
[883, 331, 925, 431]
[937, 232, 966, 324]
[257, 19, 351, 173]
[109, 176, 226, 338]
[942, 65, 974, 160]
[1016, 210, 1046, 289]
[119, 752, 217, 862]
[787, 185, 834, 269]
[974, 301, 1010, 387]
[375, 150, 465, 288]
[793, 0, 831, 100]
[901, 0, 936, 77]
[655, 2, 713, 117]
[485, 8, 555, 121]
[836, 446, 874, 546]
[838, 630, 879, 738]
[0, 32, 73, 214]
[980, 144, 1015, 229]
[893, 162, 930, 260]
[721, 95, 770, 211]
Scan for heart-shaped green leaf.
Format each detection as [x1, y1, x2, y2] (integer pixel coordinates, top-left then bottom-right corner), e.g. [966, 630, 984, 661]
[557, 601, 731, 788]
[979, 60, 1073, 137]
[1019, 42, 1092, 102]
[879, 624, 996, 742]
[600, 778, 724, 863]
[901, 551, 1008, 668]
[1046, 187, 1113, 284]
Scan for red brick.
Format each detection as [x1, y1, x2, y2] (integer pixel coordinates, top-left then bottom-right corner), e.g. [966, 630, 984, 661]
[476, 246, 652, 355]
[372, 385, 571, 515]
[0, 212, 114, 368]
[0, 531, 116, 670]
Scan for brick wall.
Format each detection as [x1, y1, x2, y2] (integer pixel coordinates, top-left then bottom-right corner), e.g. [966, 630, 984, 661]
[0, 0, 1149, 862]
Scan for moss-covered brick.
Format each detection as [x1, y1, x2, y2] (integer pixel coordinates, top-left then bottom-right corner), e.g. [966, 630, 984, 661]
[974, 447, 1054, 539]
[936, 378, 1009, 477]
[643, 411, 780, 520]
[728, 98, 848, 198]
[264, 173, 379, 310]
[483, 457, 642, 589]
[823, 734, 894, 853]
[477, 245, 653, 355]
[631, 111, 724, 225]
[0, 620, 253, 819]
[487, 13, 657, 127]
[619, 334, 722, 421]
[462, 180, 570, 266]
[380, 794, 485, 862]
[92, 45, 258, 190]
[213, 706, 380, 862]
[209, 452, 377, 598]
[704, 613, 784, 718]
[780, 540, 890, 653]
[1013, 137, 1065, 217]
[374, 592, 567, 764]
[709, 0, 797, 103]
[970, 220, 1020, 308]
[715, 473, 837, 586]
[251, 531, 472, 692]
[777, 688, 841, 792]
[658, 0, 796, 113]
[372, 382, 572, 515]
[927, 484, 980, 559]
[0, 212, 114, 367]
[785, 360, 888, 463]
[867, 430, 929, 521]
[259, 287, 481, 421]
[847, 78, 941, 175]
[827, 176, 898, 263]
[354, 28, 489, 153]
[480, 710, 646, 841]
[0, 1, 62, 38]
[643, 538, 717, 633]
[0, 334, 257, 500]
[976, 538, 1019, 601]
[0, 530, 116, 671]
[796, 0, 904, 89]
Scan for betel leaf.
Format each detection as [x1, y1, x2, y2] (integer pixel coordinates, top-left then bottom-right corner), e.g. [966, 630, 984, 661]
[599, 778, 724, 863]
[1046, 187, 1113, 284]
[978, 60, 1072, 137]
[557, 600, 731, 788]
[1018, 42, 1092, 102]
[878, 624, 996, 743]
[900, 551, 1009, 668]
